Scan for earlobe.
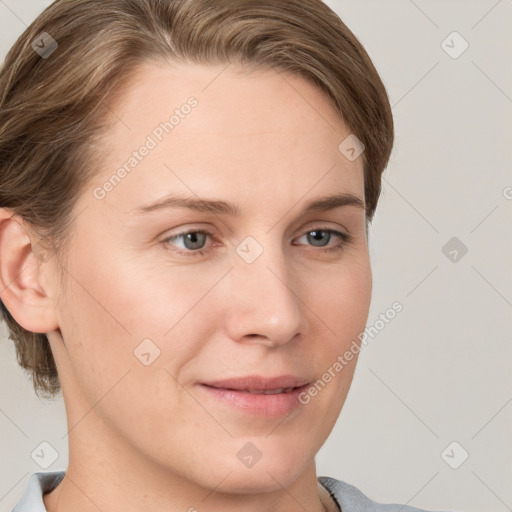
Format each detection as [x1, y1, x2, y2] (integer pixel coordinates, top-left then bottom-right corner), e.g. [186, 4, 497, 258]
[0, 208, 60, 334]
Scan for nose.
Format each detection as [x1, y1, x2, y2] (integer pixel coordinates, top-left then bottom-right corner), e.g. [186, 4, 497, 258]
[223, 243, 305, 348]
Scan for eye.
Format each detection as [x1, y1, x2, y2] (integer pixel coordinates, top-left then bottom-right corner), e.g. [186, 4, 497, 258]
[294, 228, 352, 253]
[161, 227, 352, 258]
[162, 229, 214, 257]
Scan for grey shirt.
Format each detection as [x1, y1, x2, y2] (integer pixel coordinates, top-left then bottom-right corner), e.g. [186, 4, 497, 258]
[11, 471, 455, 511]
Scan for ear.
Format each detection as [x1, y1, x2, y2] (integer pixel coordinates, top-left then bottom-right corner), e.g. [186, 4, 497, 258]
[0, 208, 60, 333]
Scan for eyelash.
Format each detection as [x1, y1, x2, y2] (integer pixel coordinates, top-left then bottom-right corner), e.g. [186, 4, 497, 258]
[162, 227, 353, 258]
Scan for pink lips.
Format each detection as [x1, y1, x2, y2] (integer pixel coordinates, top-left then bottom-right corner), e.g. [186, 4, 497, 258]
[199, 375, 311, 417]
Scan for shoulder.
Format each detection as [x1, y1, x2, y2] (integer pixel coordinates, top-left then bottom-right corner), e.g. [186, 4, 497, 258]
[318, 476, 458, 512]
[11, 470, 65, 512]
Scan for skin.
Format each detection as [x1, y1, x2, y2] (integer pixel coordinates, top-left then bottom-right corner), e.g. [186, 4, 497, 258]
[0, 62, 372, 512]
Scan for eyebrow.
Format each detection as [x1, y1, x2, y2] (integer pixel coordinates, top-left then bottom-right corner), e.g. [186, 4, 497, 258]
[133, 192, 365, 216]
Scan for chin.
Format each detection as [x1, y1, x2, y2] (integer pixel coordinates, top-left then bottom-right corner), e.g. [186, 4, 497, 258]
[216, 441, 313, 494]
[214, 463, 307, 495]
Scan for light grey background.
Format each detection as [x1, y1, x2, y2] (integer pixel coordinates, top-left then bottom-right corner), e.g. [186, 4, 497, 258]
[1, 1, 511, 511]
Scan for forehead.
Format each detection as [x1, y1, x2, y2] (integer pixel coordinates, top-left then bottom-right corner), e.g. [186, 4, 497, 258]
[84, 61, 364, 215]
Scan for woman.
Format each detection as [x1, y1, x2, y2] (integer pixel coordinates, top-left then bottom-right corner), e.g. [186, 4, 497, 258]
[0, 1, 455, 511]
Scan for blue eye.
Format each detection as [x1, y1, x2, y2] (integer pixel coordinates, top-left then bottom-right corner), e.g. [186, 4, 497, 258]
[163, 229, 212, 256]
[162, 227, 352, 257]
[295, 228, 351, 251]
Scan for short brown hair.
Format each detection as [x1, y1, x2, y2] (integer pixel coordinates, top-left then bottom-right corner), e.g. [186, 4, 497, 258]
[0, 0, 394, 398]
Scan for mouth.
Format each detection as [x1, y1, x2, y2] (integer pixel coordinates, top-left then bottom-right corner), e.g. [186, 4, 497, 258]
[201, 375, 310, 391]
[198, 375, 311, 417]
[213, 386, 298, 395]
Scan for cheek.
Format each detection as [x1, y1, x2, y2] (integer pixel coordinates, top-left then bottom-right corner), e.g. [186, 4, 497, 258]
[55, 277, 135, 404]
[55, 262, 206, 448]
[56, 243, 222, 402]
[304, 254, 372, 400]
[309, 253, 372, 343]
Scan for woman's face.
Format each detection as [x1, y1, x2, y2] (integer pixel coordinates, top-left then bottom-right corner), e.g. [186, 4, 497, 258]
[46, 62, 372, 492]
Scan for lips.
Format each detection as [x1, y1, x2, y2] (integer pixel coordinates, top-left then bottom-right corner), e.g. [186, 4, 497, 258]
[198, 375, 311, 417]
[200, 375, 310, 393]
[242, 387, 296, 394]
